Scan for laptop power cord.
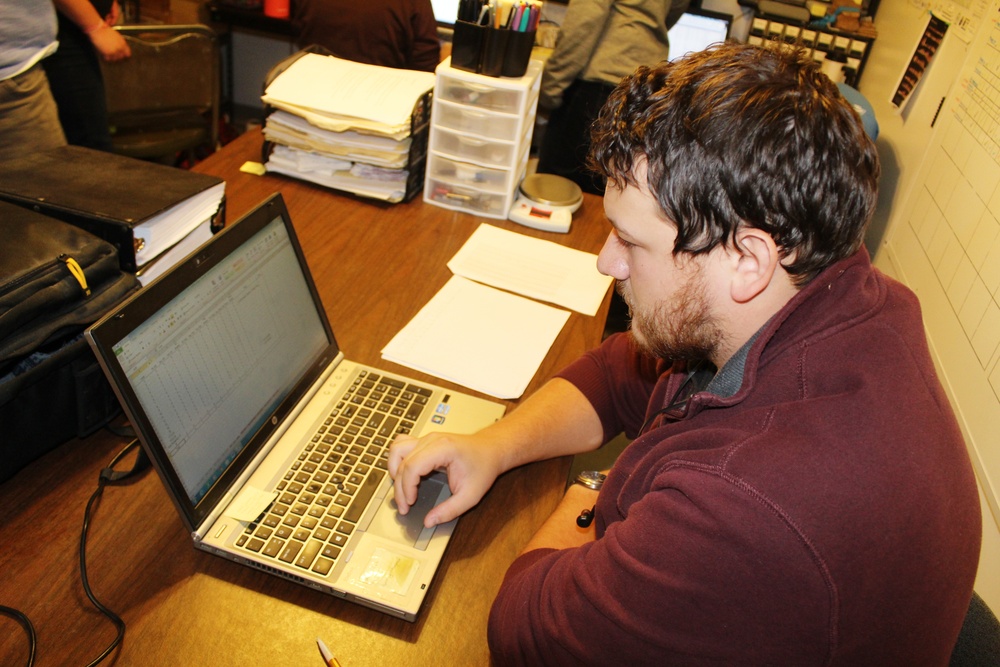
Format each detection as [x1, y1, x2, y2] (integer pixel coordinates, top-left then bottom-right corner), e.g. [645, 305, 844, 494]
[1, 434, 149, 667]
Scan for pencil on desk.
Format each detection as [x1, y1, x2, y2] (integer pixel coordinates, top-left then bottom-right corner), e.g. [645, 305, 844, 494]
[317, 637, 342, 667]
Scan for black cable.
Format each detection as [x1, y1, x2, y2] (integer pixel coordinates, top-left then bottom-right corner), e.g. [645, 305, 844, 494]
[80, 484, 126, 666]
[1, 438, 146, 667]
[79, 438, 145, 667]
[0, 604, 36, 667]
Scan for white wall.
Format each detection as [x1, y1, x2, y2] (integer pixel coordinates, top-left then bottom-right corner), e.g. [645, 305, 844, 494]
[862, 0, 1000, 611]
[858, 0, 969, 253]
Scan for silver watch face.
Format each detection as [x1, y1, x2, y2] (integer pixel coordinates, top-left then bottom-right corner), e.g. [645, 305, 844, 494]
[576, 470, 607, 489]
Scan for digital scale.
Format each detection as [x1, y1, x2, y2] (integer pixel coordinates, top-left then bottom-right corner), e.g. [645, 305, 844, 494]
[508, 173, 583, 233]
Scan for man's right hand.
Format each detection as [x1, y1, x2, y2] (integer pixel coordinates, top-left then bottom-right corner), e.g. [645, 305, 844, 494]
[388, 431, 505, 529]
[388, 378, 605, 530]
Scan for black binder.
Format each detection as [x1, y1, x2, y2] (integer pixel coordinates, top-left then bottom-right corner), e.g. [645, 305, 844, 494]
[0, 146, 226, 272]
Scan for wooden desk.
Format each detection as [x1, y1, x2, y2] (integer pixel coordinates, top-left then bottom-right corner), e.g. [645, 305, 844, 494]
[0, 130, 611, 666]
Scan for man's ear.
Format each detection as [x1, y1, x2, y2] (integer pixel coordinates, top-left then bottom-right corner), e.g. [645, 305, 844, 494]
[730, 228, 780, 304]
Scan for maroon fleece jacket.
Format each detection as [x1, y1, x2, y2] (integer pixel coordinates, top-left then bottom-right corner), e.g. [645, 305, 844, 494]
[488, 250, 981, 666]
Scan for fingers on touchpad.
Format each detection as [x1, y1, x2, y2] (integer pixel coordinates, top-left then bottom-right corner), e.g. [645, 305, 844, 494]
[369, 476, 448, 550]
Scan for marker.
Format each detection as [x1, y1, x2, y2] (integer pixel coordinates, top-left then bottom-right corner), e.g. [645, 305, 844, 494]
[511, 4, 523, 30]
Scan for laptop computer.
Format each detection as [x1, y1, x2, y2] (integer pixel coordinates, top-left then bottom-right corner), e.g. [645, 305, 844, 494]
[86, 193, 506, 621]
[667, 8, 733, 62]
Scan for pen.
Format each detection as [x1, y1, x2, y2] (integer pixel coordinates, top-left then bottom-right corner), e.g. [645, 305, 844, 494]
[317, 637, 342, 667]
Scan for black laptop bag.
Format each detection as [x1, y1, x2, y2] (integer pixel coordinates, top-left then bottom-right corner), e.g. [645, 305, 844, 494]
[0, 201, 140, 482]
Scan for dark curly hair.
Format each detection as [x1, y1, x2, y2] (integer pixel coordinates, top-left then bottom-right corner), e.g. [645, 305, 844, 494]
[589, 43, 880, 286]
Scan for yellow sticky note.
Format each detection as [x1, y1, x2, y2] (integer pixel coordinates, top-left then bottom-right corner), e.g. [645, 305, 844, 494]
[240, 161, 267, 176]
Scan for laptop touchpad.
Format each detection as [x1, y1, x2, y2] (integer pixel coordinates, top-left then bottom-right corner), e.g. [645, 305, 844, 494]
[367, 474, 448, 550]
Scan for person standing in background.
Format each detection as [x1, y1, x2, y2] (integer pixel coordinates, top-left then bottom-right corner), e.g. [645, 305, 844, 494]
[44, 0, 131, 151]
[0, 0, 67, 152]
[293, 0, 442, 72]
[538, 0, 690, 335]
[536, 0, 689, 195]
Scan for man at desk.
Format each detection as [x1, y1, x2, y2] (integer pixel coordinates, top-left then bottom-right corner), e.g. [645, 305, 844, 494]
[389, 43, 982, 664]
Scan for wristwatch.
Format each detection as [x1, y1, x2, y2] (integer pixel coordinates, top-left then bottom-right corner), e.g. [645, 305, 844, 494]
[574, 470, 607, 491]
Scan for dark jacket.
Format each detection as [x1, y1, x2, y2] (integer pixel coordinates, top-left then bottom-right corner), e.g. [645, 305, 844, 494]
[488, 250, 981, 665]
[293, 0, 440, 72]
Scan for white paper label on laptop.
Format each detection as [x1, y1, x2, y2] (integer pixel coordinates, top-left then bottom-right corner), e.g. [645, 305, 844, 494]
[349, 546, 419, 596]
[224, 487, 278, 522]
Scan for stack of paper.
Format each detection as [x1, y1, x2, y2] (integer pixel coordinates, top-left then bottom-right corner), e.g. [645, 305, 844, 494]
[264, 112, 411, 168]
[261, 53, 435, 203]
[382, 275, 571, 399]
[382, 224, 615, 399]
[132, 181, 226, 267]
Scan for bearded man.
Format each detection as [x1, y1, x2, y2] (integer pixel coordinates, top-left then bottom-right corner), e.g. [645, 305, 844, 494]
[389, 43, 981, 665]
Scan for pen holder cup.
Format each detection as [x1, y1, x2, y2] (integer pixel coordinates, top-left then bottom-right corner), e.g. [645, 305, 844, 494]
[452, 20, 486, 73]
[480, 27, 511, 77]
[501, 30, 535, 78]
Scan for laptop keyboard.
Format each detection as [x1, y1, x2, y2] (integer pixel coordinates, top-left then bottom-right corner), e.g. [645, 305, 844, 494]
[235, 369, 432, 576]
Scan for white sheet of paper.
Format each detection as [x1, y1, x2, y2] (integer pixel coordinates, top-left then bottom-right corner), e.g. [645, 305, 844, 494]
[446, 223, 613, 316]
[261, 53, 435, 128]
[381, 276, 570, 399]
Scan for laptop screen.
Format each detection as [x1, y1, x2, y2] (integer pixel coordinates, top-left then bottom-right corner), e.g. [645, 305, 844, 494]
[668, 9, 733, 62]
[86, 195, 342, 533]
[431, 0, 460, 25]
[111, 214, 328, 505]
